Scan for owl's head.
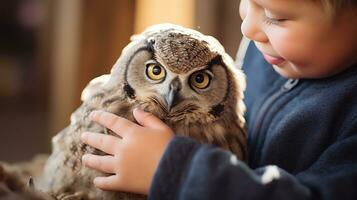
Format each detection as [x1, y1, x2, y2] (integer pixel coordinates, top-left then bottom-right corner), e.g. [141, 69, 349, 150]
[105, 24, 245, 125]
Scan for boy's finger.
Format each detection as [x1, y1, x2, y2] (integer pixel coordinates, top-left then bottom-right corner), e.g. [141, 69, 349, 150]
[81, 132, 118, 155]
[82, 154, 115, 174]
[133, 108, 167, 130]
[94, 175, 120, 191]
[89, 111, 137, 137]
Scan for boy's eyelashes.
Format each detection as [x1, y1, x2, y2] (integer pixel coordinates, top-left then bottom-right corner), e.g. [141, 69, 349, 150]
[263, 10, 288, 26]
[263, 15, 287, 25]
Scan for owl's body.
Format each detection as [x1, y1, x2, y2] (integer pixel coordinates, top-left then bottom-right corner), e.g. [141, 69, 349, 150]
[5, 24, 247, 200]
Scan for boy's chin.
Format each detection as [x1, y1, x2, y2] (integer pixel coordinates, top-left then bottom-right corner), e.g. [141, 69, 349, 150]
[272, 63, 303, 79]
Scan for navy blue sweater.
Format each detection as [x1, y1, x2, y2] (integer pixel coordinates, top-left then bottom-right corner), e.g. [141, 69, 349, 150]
[148, 42, 357, 200]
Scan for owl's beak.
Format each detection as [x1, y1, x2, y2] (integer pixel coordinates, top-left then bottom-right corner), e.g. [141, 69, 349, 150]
[165, 79, 182, 111]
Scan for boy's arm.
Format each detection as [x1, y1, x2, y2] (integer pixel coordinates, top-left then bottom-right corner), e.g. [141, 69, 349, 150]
[80, 93, 357, 199]
[149, 131, 357, 200]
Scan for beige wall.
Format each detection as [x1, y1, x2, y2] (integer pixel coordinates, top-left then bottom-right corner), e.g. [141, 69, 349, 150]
[49, 0, 82, 134]
[196, 0, 242, 57]
[134, 0, 195, 33]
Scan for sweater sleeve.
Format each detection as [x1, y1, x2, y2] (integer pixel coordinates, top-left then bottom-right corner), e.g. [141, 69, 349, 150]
[148, 133, 357, 200]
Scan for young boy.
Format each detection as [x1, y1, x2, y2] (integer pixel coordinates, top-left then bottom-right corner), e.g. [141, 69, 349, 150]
[80, 0, 357, 199]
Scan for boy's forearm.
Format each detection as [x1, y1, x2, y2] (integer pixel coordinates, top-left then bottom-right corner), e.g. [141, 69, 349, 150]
[148, 136, 309, 200]
[148, 136, 200, 199]
[149, 135, 357, 200]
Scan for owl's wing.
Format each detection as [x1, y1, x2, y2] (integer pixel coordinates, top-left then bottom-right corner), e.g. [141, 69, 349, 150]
[0, 160, 53, 200]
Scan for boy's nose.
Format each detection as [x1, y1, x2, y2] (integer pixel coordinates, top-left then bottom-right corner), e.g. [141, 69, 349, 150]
[240, 3, 268, 43]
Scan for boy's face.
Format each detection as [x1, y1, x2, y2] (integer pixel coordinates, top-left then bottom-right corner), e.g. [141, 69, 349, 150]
[239, 0, 357, 78]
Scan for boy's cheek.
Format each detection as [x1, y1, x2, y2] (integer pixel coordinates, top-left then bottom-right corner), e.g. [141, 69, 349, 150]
[271, 34, 313, 67]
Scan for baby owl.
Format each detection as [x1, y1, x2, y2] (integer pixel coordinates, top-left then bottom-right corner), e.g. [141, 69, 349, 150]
[2, 24, 247, 200]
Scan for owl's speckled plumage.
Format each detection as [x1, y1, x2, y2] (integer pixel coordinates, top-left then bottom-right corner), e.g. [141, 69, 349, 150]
[1, 24, 247, 200]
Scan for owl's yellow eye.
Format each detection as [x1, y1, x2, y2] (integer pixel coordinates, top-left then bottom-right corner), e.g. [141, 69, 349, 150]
[146, 63, 166, 81]
[190, 72, 211, 89]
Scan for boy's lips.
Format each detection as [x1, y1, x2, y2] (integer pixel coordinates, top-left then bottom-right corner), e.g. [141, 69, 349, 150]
[262, 53, 285, 65]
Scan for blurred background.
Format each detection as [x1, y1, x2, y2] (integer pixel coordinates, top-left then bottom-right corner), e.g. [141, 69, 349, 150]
[0, 0, 242, 162]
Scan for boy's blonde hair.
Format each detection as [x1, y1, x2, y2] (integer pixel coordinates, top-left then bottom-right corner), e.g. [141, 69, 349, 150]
[319, 0, 357, 13]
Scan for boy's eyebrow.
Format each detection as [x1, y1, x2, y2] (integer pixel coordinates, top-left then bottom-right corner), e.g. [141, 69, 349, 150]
[254, 0, 283, 9]
[253, 0, 297, 16]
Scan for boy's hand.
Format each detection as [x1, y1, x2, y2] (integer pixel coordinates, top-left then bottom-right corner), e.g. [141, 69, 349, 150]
[80, 108, 174, 194]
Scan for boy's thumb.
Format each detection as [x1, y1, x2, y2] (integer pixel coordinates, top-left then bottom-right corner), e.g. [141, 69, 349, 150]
[133, 108, 166, 130]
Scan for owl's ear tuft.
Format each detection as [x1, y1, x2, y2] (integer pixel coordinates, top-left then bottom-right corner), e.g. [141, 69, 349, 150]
[148, 37, 155, 45]
[207, 55, 223, 67]
[147, 37, 156, 52]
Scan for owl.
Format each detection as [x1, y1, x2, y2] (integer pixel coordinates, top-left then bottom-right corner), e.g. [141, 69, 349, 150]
[1, 23, 247, 200]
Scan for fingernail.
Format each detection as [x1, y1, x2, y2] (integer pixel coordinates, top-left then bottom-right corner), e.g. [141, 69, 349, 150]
[81, 132, 89, 142]
[89, 111, 98, 120]
[82, 154, 88, 164]
[133, 107, 143, 115]
[93, 177, 100, 185]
